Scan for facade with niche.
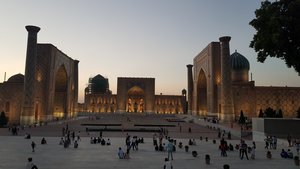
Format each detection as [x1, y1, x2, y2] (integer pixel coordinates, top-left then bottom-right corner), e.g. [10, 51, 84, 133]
[84, 77, 187, 114]
[187, 36, 300, 121]
[0, 25, 78, 125]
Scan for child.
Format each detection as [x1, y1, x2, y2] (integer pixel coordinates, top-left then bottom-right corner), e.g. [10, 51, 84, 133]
[163, 158, 173, 169]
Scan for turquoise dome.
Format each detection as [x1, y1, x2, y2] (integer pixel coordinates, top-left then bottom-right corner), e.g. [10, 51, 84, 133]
[230, 51, 250, 71]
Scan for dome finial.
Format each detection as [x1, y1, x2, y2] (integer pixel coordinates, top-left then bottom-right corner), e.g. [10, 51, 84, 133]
[235, 49, 237, 52]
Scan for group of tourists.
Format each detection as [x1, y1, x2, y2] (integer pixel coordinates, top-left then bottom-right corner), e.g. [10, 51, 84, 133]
[264, 136, 277, 149]
[90, 137, 111, 145]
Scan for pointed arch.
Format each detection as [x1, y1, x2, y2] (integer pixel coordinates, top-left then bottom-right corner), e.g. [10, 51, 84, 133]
[197, 69, 208, 116]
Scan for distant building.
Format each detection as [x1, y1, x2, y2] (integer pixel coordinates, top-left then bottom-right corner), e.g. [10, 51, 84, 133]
[83, 76, 187, 114]
[187, 36, 300, 121]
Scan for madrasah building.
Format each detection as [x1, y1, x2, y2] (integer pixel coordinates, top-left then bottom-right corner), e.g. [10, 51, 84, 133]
[187, 36, 300, 121]
[0, 26, 299, 125]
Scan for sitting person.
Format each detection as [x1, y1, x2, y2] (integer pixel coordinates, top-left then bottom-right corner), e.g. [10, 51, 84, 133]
[159, 143, 164, 151]
[118, 147, 125, 159]
[41, 137, 47, 144]
[59, 137, 64, 145]
[287, 149, 293, 159]
[90, 137, 94, 144]
[229, 143, 234, 151]
[280, 149, 288, 158]
[266, 151, 272, 159]
[97, 137, 101, 143]
[178, 142, 183, 149]
[101, 139, 106, 145]
[74, 140, 78, 148]
[106, 138, 111, 145]
[25, 133, 31, 139]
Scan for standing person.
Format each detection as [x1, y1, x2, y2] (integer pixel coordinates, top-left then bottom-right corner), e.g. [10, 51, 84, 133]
[31, 141, 36, 152]
[100, 131, 103, 138]
[163, 158, 173, 169]
[272, 136, 277, 149]
[287, 134, 292, 147]
[77, 131, 81, 141]
[167, 139, 174, 160]
[26, 157, 38, 169]
[251, 141, 256, 159]
[296, 140, 300, 155]
[240, 140, 249, 160]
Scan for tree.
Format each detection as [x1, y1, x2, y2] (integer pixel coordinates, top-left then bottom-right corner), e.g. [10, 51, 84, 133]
[0, 111, 8, 127]
[264, 107, 276, 118]
[239, 110, 246, 124]
[297, 107, 300, 118]
[249, 0, 300, 75]
[276, 109, 283, 118]
[258, 109, 264, 118]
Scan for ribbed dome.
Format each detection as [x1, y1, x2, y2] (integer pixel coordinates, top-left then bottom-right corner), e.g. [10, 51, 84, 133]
[230, 51, 250, 71]
[7, 73, 24, 83]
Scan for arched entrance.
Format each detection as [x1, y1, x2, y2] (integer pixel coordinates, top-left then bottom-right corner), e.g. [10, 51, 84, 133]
[197, 69, 207, 116]
[53, 65, 68, 119]
[127, 86, 144, 113]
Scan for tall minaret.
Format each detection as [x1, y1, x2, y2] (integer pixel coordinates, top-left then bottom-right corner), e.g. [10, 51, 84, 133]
[20, 25, 40, 125]
[219, 36, 234, 122]
[73, 60, 79, 117]
[187, 64, 193, 115]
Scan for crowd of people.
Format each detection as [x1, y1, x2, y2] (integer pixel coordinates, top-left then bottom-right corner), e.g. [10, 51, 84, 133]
[3, 117, 298, 169]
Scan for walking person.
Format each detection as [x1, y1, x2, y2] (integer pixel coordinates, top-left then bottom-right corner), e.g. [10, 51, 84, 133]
[167, 139, 174, 160]
[31, 141, 36, 152]
[287, 134, 292, 147]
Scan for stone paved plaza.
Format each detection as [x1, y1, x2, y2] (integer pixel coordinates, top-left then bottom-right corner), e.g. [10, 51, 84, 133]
[0, 114, 299, 169]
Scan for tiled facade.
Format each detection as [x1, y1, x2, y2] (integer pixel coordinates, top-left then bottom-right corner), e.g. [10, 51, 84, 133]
[189, 37, 300, 120]
[0, 26, 78, 125]
[83, 77, 187, 114]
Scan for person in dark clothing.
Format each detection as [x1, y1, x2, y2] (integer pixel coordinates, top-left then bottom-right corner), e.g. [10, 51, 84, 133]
[240, 141, 249, 160]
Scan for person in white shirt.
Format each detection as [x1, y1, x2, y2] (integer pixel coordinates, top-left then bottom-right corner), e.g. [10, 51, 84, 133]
[163, 158, 173, 169]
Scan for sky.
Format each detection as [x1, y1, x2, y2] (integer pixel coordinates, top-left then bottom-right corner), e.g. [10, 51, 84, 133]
[0, 0, 299, 103]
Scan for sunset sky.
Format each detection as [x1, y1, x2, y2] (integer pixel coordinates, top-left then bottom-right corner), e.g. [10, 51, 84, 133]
[0, 0, 299, 103]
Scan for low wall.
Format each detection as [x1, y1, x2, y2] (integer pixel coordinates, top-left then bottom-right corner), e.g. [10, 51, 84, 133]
[252, 118, 300, 143]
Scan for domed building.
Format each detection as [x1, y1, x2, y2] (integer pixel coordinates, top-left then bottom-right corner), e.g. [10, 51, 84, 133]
[83, 75, 187, 114]
[0, 74, 25, 124]
[187, 37, 300, 121]
[0, 25, 79, 125]
[230, 50, 250, 83]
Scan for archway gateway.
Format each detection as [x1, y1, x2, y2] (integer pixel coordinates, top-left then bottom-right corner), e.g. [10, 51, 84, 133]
[197, 69, 207, 116]
[53, 65, 68, 119]
[126, 86, 145, 113]
[20, 25, 79, 125]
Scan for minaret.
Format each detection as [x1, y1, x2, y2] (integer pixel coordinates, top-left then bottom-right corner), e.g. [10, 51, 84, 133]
[20, 25, 40, 125]
[219, 36, 234, 122]
[73, 60, 79, 116]
[187, 64, 193, 115]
